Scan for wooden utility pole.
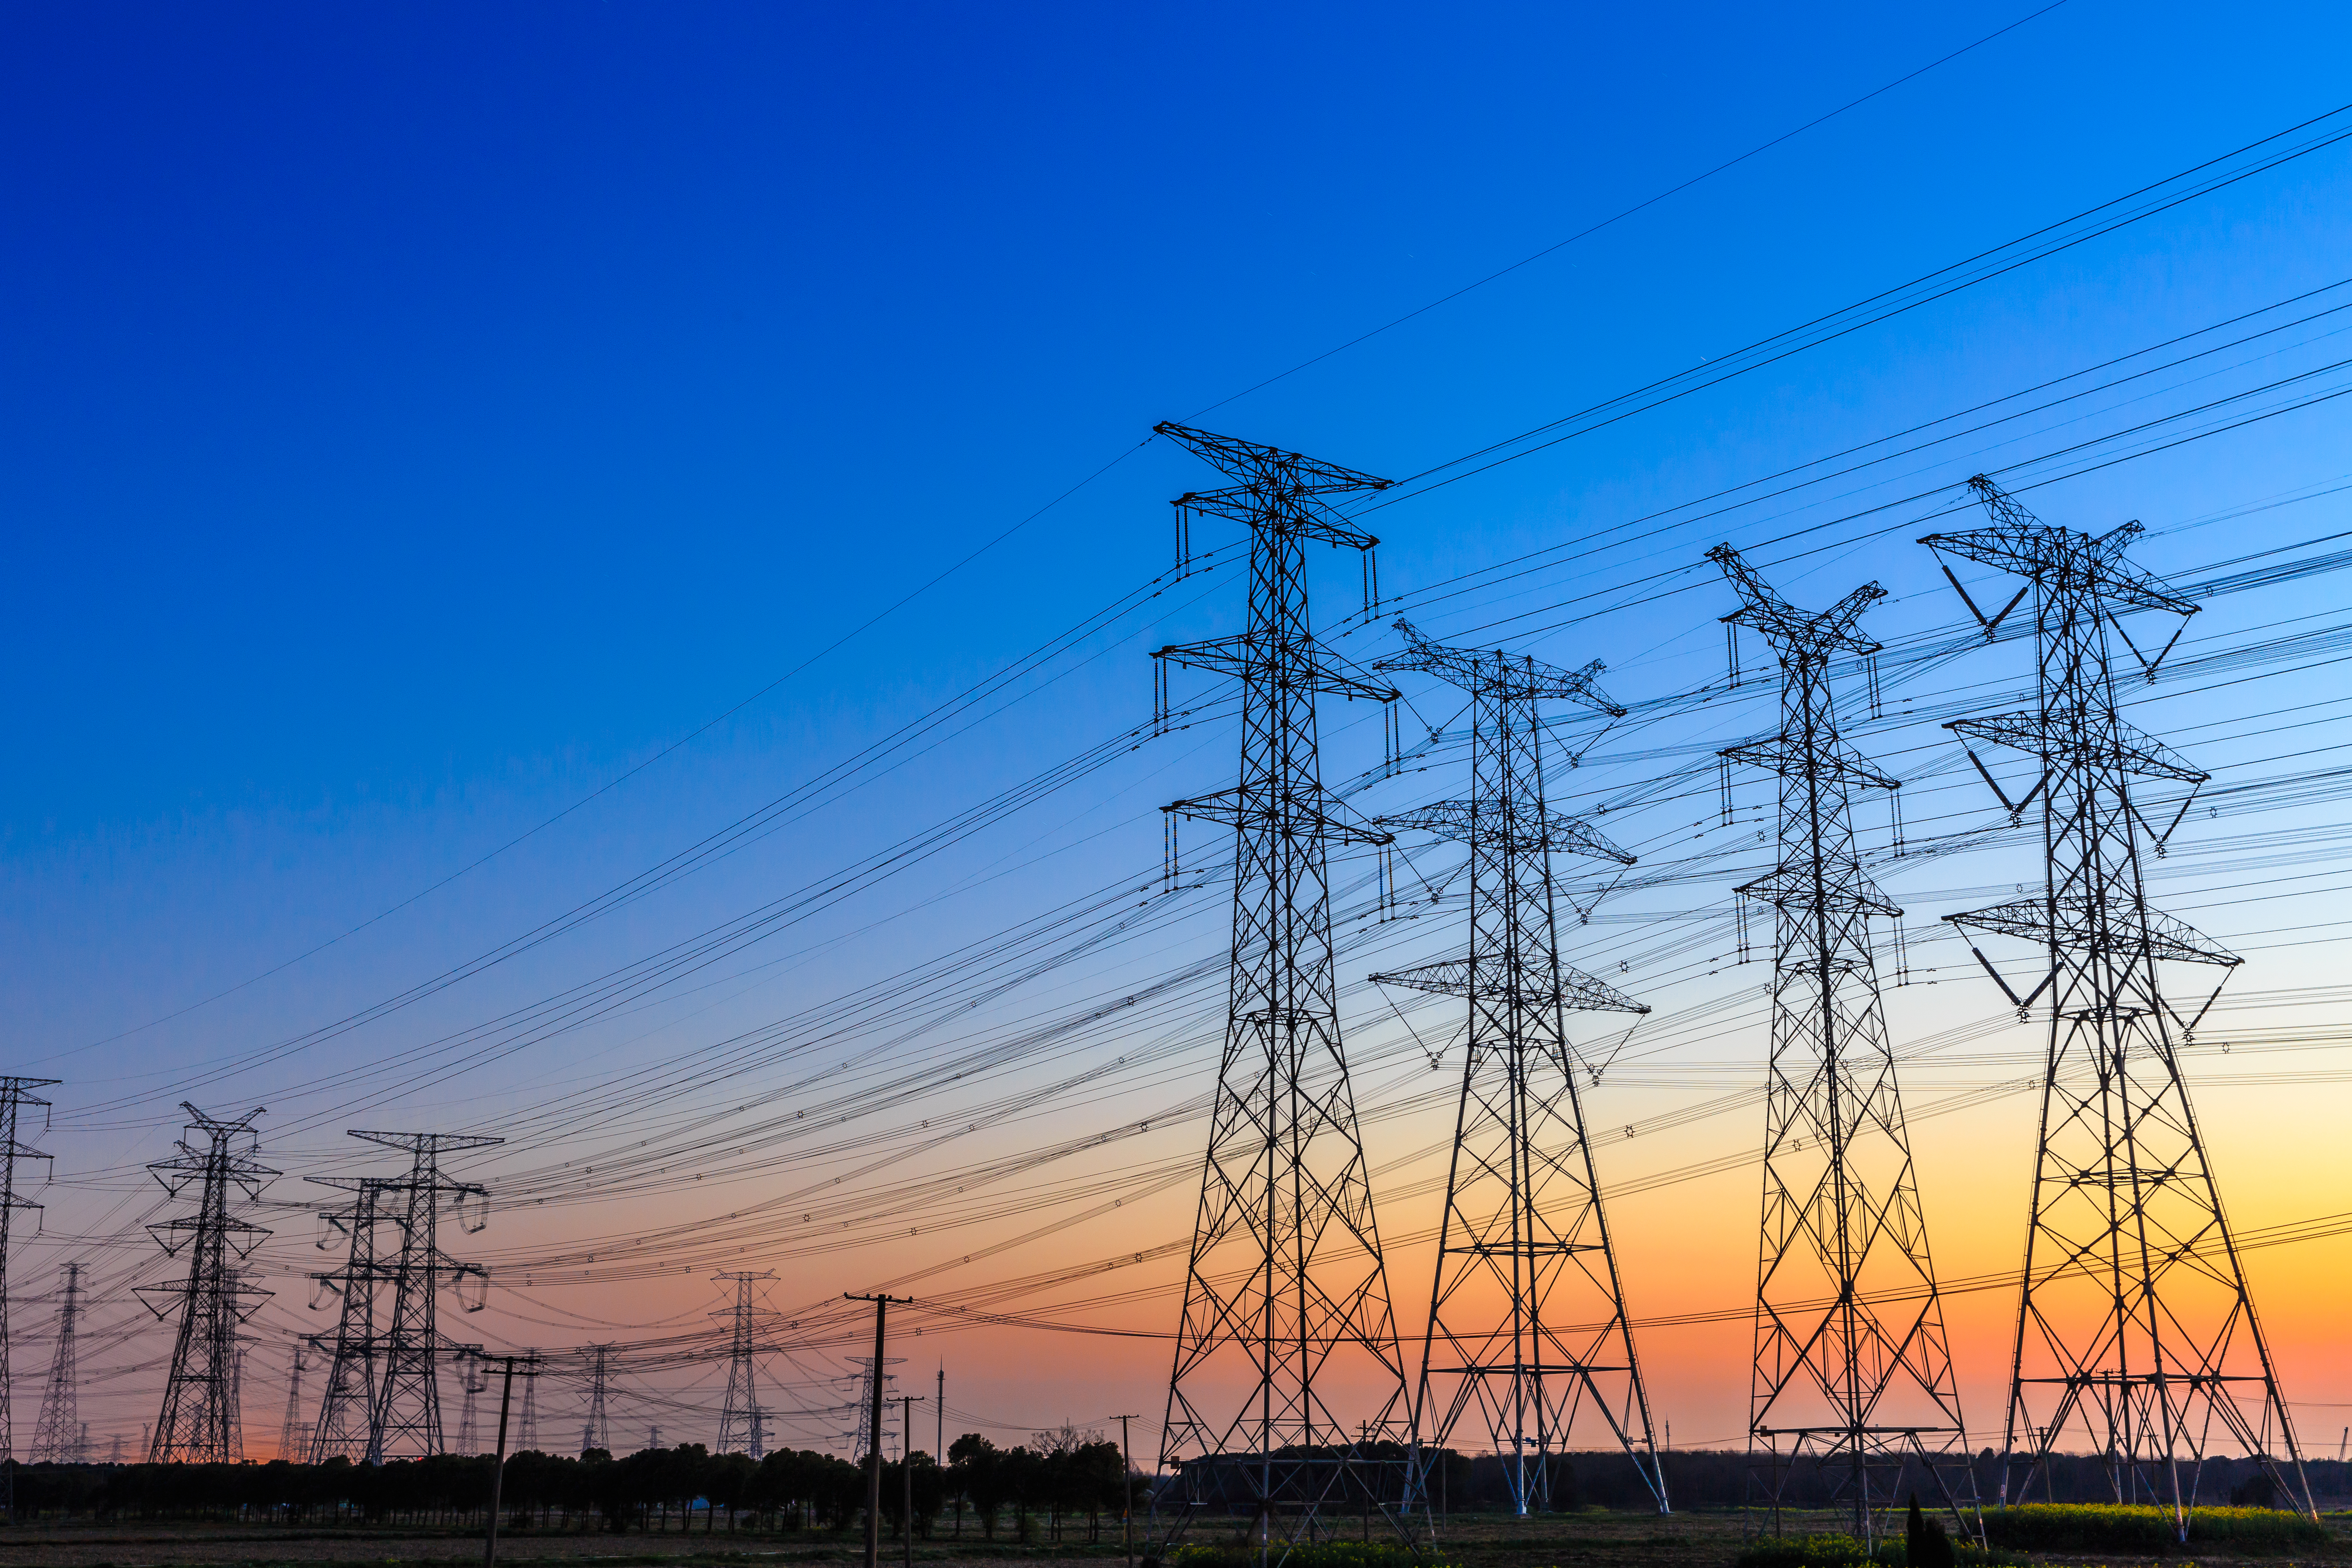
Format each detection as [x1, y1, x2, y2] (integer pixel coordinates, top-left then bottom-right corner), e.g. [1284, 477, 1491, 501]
[846, 1294, 906, 1568]
[1111, 1414, 1139, 1568]
[482, 1353, 542, 1568]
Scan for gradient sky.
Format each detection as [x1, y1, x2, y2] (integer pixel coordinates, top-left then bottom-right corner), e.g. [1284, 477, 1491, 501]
[7, 0, 2352, 1467]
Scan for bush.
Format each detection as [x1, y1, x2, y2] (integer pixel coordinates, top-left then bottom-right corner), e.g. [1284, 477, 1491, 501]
[1978, 1503, 2328, 1555]
[1733, 1528, 2025, 1568]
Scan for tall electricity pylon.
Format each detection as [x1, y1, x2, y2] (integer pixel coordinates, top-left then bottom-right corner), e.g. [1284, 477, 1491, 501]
[140, 1104, 274, 1464]
[517, 1350, 541, 1451]
[1711, 547, 1974, 1543]
[0, 1077, 57, 1506]
[715, 1271, 774, 1457]
[31, 1263, 82, 1464]
[275, 1341, 307, 1463]
[1150, 423, 1413, 1550]
[30, 1263, 80, 1465]
[1368, 619, 1665, 1516]
[307, 1176, 391, 1461]
[1923, 477, 2311, 1527]
[456, 1350, 483, 1456]
[359, 1131, 498, 1462]
[580, 1344, 612, 1455]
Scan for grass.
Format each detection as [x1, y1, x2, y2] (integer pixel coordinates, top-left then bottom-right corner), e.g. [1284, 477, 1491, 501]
[1976, 1503, 2330, 1555]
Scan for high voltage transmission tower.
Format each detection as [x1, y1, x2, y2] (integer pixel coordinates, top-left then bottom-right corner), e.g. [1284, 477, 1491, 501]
[140, 1104, 273, 1464]
[359, 1131, 498, 1462]
[517, 1350, 540, 1452]
[1710, 547, 1976, 1544]
[579, 1344, 612, 1455]
[0, 1076, 56, 1509]
[1923, 477, 2312, 1526]
[275, 1342, 306, 1463]
[457, 1351, 484, 1456]
[307, 1176, 391, 1461]
[31, 1263, 82, 1465]
[1148, 423, 1413, 1550]
[1367, 619, 1665, 1517]
[715, 1271, 774, 1457]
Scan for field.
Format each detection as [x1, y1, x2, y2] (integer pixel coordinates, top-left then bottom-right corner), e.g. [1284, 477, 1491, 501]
[2, 1510, 2351, 1568]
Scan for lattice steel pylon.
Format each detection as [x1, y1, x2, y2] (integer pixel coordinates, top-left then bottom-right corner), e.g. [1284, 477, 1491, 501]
[579, 1344, 612, 1455]
[30, 1263, 82, 1465]
[307, 1176, 391, 1462]
[275, 1341, 306, 1463]
[359, 1131, 498, 1462]
[517, 1350, 540, 1452]
[715, 1271, 774, 1457]
[0, 1076, 57, 1512]
[1149, 423, 1413, 1553]
[1710, 547, 1976, 1544]
[1366, 619, 1665, 1517]
[140, 1104, 273, 1464]
[1922, 477, 2312, 1528]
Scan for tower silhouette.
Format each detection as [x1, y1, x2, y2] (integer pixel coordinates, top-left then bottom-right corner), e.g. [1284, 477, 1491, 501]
[579, 1344, 612, 1455]
[1150, 423, 1413, 1548]
[0, 1076, 57, 1508]
[1369, 619, 1664, 1516]
[307, 1176, 390, 1462]
[1711, 546, 1975, 1542]
[275, 1341, 307, 1463]
[356, 1131, 498, 1461]
[140, 1105, 273, 1464]
[715, 1271, 774, 1456]
[1924, 477, 2311, 1526]
[30, 1263, 82, 1465]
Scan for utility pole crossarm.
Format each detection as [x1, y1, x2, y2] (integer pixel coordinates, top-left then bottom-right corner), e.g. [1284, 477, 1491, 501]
[1945, 896, 2240, 967]
[1164, 787, 1393, 848]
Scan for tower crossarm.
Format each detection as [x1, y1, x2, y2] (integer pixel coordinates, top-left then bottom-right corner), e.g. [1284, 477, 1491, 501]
[1945, 895, 2241, 966]
[1165, 786, 1392, 848]
[1719, 739, 1900, 791]
[1375, 617, 1626, 713]
[1155, 421, 1390, 499]
[1947, 712, 2207, 782]
[1709, 543, 1884, 657]
[1735, 866, 1900, 920]
[1153, 632, 1399, 704]
[1370, 957, 1648, 1015]
[1920, 523, 2196, 617]
[1377, 799, 1635, 863]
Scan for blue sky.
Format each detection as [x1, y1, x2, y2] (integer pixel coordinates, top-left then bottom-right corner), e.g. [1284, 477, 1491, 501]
[9, 0, 2352, 1454]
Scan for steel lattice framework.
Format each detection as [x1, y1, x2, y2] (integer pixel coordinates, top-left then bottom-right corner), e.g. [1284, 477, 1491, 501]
[1368, 619, 1665, 1517]
[30, 1263, 82, 1465]
[579, 1343, 613, 1455]
[274, 1341, 306, 1463]
[1923, 477, 2312, 1527]
[307, 1175, 392, 1462]
[0, 1077, 56, 1502]
[716, 1271, 775, 1457]
[360, 1130, 498, 1462]
[141, 1104, 273, 1464]
[1710, 547, 1976, 1543]
[1150, 422, 1413, 1553]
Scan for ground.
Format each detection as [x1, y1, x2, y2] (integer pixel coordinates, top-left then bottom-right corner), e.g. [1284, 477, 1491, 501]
[2, 1511, 2350, 1568]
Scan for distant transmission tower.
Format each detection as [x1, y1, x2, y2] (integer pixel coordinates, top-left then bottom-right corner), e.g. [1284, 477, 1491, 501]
[0, 1076, 57, 1511]
[307, 1176, 390, 1461]
[1711, 547, 1975, 1542]
[1924, 477, 2312, 1525]
[715, 1271, 774, 1457]
[517, 1349, 540, 1451]
[358, 1130, 499, 1462]
[1368, 619, 1665, 1516]
[275, 1341, 306, 1462]
[1149, 423, 1414, 1546]
[579, 1344, 612, 1454]
[140, 1104, 273, 1464]
[456, 1350, 483, 1456]
[31, 1263, 82, 1464]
